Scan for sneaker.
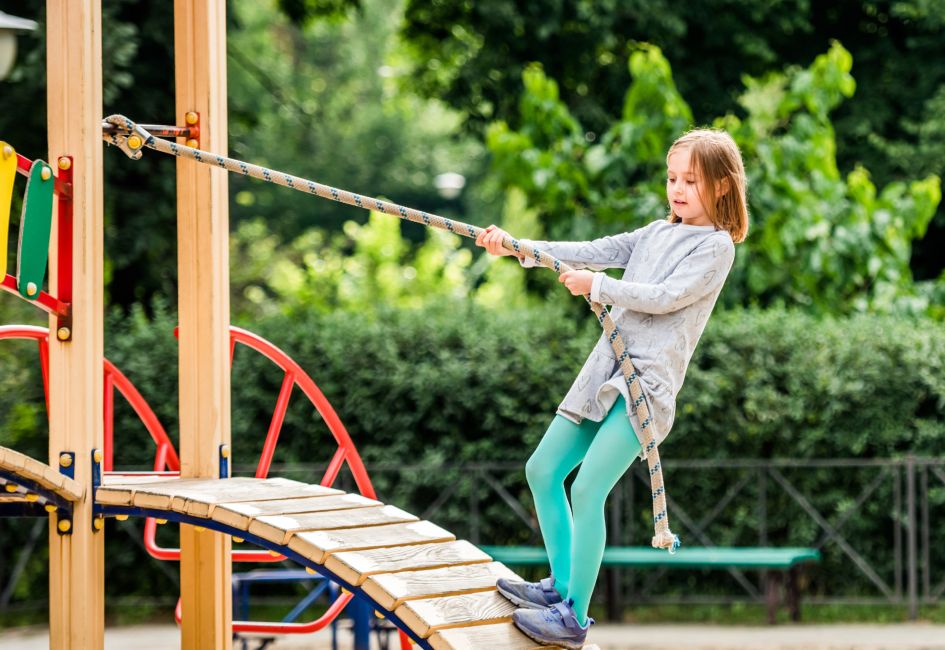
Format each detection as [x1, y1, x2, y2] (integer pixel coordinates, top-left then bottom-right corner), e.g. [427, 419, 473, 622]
[512, 599, 593, 650]
[496, 575, 563, 610]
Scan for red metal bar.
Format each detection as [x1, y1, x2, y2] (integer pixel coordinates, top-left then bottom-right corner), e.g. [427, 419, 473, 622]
[55, 156, 73, 312]
[321, 447, 346, 488]
[1, 274, 70, 316]
[103, 369, 115, 471]
[104, 359, 180, 472]
[229, 327, 376, 499]
[38, 337, 49, 415]
[15, 152, 71, 199]
[256, 371, 294, 478]
[173, 589, 355, 635]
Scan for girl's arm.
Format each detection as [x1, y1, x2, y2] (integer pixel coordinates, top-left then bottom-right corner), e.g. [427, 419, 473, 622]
[590, 234, 735, 314]
[476, 223, 653, 269]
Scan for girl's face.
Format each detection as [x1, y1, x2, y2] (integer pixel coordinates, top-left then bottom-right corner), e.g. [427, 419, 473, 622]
[666, 148, 712, 226]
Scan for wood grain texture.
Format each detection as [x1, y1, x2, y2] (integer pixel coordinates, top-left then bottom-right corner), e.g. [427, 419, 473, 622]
[289, 521, 455, 565]
[428, 622, 557, 650]
[249, 504, 418, 545]
[395, 590, 517, 638]
[211, 493, 378, 530]
[362, 562, 520, 610]
[0, 447, 83, 501]
[325, 540, 492, 586]
[45, 1, 105, 646]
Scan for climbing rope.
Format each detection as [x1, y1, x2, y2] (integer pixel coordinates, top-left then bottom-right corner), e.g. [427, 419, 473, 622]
[103, 114, 680, 552]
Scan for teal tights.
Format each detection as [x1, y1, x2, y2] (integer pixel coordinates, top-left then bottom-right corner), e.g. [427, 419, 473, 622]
[525, 395, 642, 625]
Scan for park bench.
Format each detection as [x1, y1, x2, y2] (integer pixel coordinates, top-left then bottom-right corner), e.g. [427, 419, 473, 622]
[481, 545, 821, 625]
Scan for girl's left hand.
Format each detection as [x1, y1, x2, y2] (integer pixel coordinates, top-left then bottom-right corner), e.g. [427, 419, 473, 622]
[558, 270, 594, 296]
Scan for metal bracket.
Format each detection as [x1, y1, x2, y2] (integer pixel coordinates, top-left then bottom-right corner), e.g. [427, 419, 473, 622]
[56, 451, 75, 535]
[219, 444, 230, 479]
[91, 448, 104, 532]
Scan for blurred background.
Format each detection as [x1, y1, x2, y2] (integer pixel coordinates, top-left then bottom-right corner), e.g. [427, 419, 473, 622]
[0, 0, 943, 637]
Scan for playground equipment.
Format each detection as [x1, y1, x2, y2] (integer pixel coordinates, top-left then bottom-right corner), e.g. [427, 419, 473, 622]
[2, 2, 611, 648]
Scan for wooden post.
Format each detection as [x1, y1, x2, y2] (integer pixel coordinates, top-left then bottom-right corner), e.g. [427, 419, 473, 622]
[45, 1, 105, 648]
[174, 1, 232, 648]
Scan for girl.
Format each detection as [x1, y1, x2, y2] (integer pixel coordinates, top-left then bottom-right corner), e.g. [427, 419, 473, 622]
[475, 128, 748, 648]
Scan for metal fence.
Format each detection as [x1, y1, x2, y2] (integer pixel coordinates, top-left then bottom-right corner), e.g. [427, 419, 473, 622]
[315, 456, 945, 619]
[3, 457, 942, 621]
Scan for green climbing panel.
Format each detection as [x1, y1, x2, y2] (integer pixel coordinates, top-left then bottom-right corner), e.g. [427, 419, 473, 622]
[0, 142, 16, 279]
[16, 159, 54, 300]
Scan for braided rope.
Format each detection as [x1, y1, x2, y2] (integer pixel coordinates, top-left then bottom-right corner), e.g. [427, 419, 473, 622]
[103, 114, 680, 552]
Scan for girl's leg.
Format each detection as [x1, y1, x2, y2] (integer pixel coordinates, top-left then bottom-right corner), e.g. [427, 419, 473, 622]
[567, 396, 642, 624]
[525, 415, 600, 597]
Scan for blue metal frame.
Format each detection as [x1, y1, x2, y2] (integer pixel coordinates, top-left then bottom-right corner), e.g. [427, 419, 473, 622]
[96, 503, 433, 650]
[232, 569, 339, 650]
[0, 467, 75, 529]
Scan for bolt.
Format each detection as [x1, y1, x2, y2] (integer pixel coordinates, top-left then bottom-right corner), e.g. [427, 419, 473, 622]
[93, 449, 103, 463]
[58, 157, 71, 171]
[26, 282, 37, 296]
[25, 493, 38, 502]
[220, 445, 231, 459]
[45, 504, 57, 513]
[194, 526, 206, 533]
[4, 484, 17, 493]
[59, 453, 73, 468]
[93, 518, 104, 531]
[305, 567, 316, 575]
[185, 138, 199, 148]
[40, 166, 51, 181]
[185, 111, 199, 125]
[116, 514, 129, 521]
[57, 327, 71, 341]
[156, 518, 167, 525]
[58, 519, 71, 533]
[127, 135, 142, 150]
[233, 537, 244, 543]
[2, 145, 12, 159]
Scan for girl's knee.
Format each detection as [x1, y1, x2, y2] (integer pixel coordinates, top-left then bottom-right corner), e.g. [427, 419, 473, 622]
[525, 451, 559, 490]
[570, 472, 607, 511]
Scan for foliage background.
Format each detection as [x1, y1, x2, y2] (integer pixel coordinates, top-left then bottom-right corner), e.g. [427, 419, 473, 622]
[0, 0, 943, 626]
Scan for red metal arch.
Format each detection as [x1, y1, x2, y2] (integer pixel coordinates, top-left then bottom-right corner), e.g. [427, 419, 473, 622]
[0, 323, 397, 640]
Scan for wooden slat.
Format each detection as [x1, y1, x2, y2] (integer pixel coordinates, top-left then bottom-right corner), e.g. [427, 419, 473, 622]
[249, 505, 418, 546]
[0, 447, 83, 502]
[172, 481, 341, 518]
[395, 590, 517, 638]
[211, 493, 378, 531]
[95, 477, 232, 507]
[362, 562, 520, 610]
[289, 521, 455, 565]
[428, 621, 556, 650]
[326, 540, 491, 586]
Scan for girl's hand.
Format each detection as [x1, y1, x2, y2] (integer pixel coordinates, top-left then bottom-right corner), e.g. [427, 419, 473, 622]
[475, 225, 523, 259]
[559, 270, 594, 296]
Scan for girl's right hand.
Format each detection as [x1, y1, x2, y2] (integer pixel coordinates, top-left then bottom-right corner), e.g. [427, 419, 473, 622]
[476, 225, 523, 259]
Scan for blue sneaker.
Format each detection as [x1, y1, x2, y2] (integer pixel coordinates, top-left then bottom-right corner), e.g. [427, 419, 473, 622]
[512, 599, 593, 650]
[496, 575, 563, 610]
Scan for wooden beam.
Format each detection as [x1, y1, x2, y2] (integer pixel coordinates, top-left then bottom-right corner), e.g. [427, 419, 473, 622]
[174, 1, 231, 648]
[45, 1, 105, 648]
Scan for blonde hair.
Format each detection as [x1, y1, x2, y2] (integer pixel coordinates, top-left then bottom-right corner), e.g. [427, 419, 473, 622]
[665, 129, 749, 244]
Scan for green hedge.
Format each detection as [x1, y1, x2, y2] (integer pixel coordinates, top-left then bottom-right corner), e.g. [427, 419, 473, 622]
[1, 305, 943, 614]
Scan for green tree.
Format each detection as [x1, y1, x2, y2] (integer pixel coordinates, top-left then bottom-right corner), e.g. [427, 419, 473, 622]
[486, 43, 942, 316]
[400, 0, 945, 279]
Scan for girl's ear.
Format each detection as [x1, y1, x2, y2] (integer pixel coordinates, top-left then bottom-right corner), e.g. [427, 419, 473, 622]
[716, 177, 731, 199]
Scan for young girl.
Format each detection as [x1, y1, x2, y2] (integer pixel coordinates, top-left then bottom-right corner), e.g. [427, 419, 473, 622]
[475, 129, 748, 648]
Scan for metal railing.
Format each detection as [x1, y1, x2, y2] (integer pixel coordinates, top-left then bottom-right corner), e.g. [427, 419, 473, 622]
[3, 457, 942, 621]
[300, 456, 944, 619]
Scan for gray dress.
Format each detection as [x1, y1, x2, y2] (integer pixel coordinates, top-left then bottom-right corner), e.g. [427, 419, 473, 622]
[520, 219, 736, 455]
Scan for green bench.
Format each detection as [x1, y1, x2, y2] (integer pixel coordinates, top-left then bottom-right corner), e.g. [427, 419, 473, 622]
[481, 545, 821, 624]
